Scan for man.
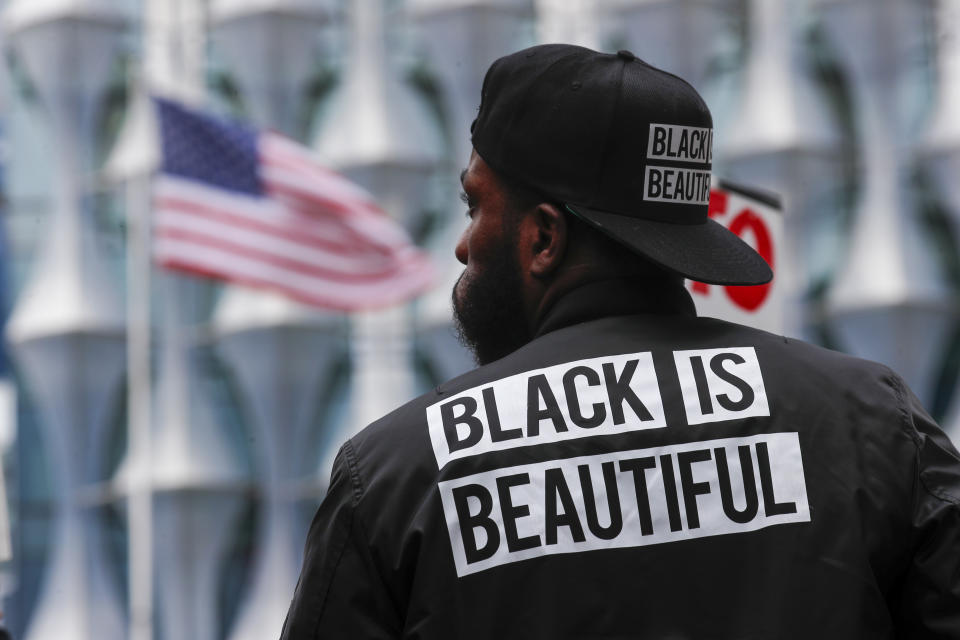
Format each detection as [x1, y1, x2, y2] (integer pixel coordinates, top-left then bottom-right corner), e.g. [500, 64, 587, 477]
[282, 44, 960, 638]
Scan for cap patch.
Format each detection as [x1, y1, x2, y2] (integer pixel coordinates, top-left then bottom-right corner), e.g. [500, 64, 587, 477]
[646, 123, 713, 164]
[644, 166, 711, 205]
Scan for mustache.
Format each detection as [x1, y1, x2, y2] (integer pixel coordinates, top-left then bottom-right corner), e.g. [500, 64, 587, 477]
[452, 269, 470, 309]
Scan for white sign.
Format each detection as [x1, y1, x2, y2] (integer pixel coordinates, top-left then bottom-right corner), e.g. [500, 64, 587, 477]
[687, 180, 783, 332]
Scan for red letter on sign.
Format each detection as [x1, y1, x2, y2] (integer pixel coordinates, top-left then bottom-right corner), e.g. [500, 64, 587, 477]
[707, 189, 728, 219]
[725, 208, 773, 311]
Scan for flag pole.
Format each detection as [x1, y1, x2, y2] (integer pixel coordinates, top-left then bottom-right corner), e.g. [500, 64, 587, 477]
[126, 166, 154, 640]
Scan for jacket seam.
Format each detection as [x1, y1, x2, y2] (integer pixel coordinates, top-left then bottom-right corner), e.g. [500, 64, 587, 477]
[339, 438, 405, 632]
[343, 438, 366, 503]
[892, 374, 960, 506]
[309, 475, 357, 639]
[889, 372, 919, 447]
[889, 372, 923, 588]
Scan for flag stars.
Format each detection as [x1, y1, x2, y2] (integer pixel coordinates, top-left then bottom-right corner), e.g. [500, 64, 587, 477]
[156, 97, 262, 196]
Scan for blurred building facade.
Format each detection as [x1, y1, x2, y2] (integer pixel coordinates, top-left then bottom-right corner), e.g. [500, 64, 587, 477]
[2, 0, 959, 638]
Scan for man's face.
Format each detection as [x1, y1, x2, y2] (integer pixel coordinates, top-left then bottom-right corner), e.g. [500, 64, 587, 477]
[452, 152, 532, 365]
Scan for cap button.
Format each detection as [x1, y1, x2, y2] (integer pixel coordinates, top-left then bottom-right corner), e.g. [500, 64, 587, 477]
[616, 49, 635, 61]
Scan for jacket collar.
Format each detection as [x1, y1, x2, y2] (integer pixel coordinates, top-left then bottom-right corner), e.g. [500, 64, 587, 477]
[533, 277, 697, 339]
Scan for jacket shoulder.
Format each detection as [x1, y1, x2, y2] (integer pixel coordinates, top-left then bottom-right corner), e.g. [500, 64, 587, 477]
[704, 316, 899, 380]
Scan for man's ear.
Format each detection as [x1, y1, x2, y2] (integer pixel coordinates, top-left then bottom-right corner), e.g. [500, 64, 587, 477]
[526, 203, 568, 279]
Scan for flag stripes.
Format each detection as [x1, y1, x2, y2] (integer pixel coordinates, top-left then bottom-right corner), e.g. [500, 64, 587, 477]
[153, 99, 434, 310]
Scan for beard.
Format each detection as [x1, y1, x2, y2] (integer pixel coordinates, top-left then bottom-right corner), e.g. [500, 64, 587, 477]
[452, 245, 532, 366]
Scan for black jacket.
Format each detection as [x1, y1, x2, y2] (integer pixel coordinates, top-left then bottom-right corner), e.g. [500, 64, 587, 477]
[282, 279, 960, 639]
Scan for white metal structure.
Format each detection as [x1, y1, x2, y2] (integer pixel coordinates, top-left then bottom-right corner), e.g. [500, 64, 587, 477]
[823, 0, 955, 408]
[719, 0, 841, 334]
[408, 0, 533, 383]
[3, 2, 127, 639]
[210, 3, 346, 639]
[314, 0, 443, 481]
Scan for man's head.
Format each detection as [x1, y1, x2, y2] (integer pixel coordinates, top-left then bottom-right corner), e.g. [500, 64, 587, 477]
[470, 44, 771, 286]
[453, 43, 772, 364]
[452, 151, 675, 364]
[451, 152, 531, 366]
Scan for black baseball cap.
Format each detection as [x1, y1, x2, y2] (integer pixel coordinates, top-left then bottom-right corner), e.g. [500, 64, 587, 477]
[471, 43, 773, 286]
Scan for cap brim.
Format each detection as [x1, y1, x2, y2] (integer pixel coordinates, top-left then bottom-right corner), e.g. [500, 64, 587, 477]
[566, 204, 774, 286]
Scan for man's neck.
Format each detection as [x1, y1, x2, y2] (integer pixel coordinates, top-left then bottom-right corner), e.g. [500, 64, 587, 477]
[532, 276, 696, 339]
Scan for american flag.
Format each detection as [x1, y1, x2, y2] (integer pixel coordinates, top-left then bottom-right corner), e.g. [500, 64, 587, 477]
[152, 97, 435, 311]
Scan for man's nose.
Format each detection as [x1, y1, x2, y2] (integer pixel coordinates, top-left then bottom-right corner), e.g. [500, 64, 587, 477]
[455, 229, 469, 265]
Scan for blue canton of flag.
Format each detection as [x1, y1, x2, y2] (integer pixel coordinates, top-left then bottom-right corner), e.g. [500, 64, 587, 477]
[157, 99, 261, 195]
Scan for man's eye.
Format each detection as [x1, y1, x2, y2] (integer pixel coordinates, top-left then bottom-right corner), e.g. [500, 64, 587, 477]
[459, 191, 475, 216]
